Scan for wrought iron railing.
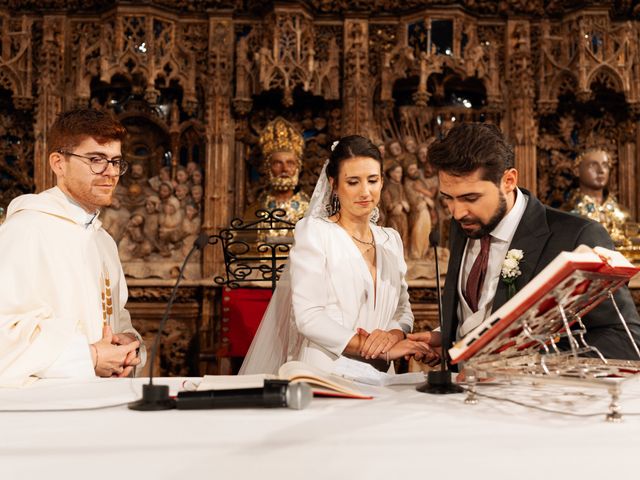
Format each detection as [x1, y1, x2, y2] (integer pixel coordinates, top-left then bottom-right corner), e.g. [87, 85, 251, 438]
[208, 208, 296, 291]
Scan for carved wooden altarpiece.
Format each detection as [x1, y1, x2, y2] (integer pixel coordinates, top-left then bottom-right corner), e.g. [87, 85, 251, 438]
[3, 1, 640, 373]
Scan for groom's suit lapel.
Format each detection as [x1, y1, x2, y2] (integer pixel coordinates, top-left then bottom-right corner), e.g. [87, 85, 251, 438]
[491, 189, 552, 313]
[442, 220, 467, 351]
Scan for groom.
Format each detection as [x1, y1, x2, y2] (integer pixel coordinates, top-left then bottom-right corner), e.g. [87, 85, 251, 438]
[409, 123, 640, 362]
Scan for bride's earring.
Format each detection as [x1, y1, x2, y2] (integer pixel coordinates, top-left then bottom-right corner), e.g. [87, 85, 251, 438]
[370, 206, 380, 224]
[331, 193, 341, 214]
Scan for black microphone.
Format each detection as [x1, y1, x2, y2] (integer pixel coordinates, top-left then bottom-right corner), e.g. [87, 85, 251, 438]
[176, 380, 313, 410]
[129, 232, 210, 411]
[416, 230, 463, 394]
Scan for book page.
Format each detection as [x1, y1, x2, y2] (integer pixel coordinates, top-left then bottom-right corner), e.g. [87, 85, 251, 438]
[278, 361, 372, 398]
[331, 356, 426, 386]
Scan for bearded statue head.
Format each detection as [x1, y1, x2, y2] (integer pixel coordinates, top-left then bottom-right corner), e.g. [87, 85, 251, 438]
[258, 117, 304, 192]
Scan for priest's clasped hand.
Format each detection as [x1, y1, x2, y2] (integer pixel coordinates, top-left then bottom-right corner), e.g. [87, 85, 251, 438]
[90, 325, 141, 377]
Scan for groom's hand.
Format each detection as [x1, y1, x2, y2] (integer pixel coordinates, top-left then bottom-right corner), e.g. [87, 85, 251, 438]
[412, 347, 440, 367]
[407, 330, 441, 347]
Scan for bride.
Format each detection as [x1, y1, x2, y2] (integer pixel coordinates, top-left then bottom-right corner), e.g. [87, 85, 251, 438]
[240, 135, 432, 374]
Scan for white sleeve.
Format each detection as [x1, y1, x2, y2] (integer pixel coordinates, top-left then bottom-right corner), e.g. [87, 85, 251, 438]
[386, 229, 414, 334]
[0, 217, 81, 386]
[290, 218, 355, 357]
[115, 267, 147, 369]
[36, 332, 95, 379]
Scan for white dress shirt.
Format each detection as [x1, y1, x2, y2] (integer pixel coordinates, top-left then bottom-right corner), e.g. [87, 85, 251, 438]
[456, 188, 528, 339]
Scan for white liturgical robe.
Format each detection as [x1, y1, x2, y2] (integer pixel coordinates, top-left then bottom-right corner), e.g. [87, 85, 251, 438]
[289, 217, 414, 372]
[0, 187, 145, 387]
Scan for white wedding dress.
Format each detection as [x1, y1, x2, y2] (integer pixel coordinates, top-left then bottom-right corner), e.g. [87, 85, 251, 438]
[240, 162, 413, 375]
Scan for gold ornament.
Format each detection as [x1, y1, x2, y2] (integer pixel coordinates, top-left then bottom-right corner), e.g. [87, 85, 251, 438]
[258, 117, 304, 166]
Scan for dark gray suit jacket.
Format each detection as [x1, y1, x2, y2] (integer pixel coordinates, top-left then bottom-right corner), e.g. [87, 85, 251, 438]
[441, 189, 640, 360]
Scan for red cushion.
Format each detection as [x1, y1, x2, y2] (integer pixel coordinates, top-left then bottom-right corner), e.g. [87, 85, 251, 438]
[221, 288, 273, 356]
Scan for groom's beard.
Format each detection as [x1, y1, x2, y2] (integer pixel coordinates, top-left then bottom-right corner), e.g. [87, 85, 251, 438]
[269, 170, 299, 192]
[459, 192, 507, 239]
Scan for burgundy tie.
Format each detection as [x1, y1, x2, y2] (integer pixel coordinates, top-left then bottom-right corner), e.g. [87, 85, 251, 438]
[464, 235, 491, 313]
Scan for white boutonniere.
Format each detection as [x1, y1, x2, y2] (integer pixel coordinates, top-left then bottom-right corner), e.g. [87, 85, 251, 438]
[501, 249, 523, 299]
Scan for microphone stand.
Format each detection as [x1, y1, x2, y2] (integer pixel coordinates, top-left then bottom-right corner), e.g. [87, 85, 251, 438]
[129, 233, 210, 411]
[416, 230, 463, 394]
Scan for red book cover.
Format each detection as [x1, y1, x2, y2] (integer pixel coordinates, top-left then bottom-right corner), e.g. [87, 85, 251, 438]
[448, 247, 640, 364]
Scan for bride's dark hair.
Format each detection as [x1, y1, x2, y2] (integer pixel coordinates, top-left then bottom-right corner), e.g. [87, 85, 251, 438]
[326, 135, 383, 181]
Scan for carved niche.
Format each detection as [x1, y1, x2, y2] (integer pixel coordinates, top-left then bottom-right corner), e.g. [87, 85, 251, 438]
[67, 10, 208, 280]
[0, 14, 36, 212]
[234, 4, 339, 111]
[233, 8, 342, 217]
[0, 90, 35, 212]
[536, 9, 639, 217]
[370, 11, 504, 278]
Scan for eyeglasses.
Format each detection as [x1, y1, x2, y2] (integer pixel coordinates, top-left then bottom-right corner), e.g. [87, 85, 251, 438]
[59, 150, 129, 176]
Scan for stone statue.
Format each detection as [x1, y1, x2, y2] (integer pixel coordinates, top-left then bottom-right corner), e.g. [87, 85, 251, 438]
[401, 136, 419, 170]
[190, 184, 203, 210]
[416, 138, 436, 174]
[175, 183, 190, 208]
[404, 163, 433, 260]
[157, 196, 184, 257]
[149, 166, 171, 192]
[244, 117, 309, 236]
[101, 195, 130, 243]
[191, 168, 203, 186]
[181, 202, 202, 256]
[143, 195, 161, 253]
[384, 140, 404, 171]
[381, 162, 409, 247]
[173, 166, 190, 189]
[118, 213, 155, 262]
[564, 148, 629, 245]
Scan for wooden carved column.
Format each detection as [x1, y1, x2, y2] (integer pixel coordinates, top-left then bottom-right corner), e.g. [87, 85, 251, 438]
[342, 19, 372, 137]
[34, 16, 65, 192]
[620, 24, 640, 220]
[202, 16, 234, 373]
[637, 122, 640, 220]
[619, 135, 637, 219]
[506, 20, 537, 194]
[204, 16, 234, 273]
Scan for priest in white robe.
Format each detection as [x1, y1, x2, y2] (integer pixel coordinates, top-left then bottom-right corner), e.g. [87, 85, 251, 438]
[0, 108, 145, 387]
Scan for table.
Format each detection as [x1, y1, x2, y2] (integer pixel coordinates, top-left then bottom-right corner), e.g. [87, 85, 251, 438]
[1, 376, 639, 480]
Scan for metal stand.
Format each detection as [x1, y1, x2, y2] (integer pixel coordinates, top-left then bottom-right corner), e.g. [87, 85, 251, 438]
[416, 370, 464, 394]
[463, 369, 478, 405]
[210, 208, 295, 291]
[457, 272, 640, 421]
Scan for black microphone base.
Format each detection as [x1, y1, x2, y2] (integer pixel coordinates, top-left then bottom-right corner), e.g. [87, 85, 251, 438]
[416, 370, 464, 395]
[128, 384, 176, 411]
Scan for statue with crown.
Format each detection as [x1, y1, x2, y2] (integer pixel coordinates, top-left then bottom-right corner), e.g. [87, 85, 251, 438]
[243, 117, 310, 242]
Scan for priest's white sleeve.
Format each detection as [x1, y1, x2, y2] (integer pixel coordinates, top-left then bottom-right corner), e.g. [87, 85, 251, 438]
[115, 268, 147, 369]
[290, 218, 355, 357]
[0, 221, 81, 386]
[36, 331, 95, 379]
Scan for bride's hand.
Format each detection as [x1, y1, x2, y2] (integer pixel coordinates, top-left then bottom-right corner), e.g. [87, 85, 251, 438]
[359, 328, 403, 360]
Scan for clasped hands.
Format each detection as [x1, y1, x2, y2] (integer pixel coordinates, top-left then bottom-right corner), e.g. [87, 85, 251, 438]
[357, 328, 441, 366]
[90, 325, 141, 377]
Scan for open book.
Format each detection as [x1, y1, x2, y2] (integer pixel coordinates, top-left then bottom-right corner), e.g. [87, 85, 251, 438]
[448, 245, 640, 364]
[198, 361, 373, 399]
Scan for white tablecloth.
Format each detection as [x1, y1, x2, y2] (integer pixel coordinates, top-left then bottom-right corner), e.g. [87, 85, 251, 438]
[1, 376, 639, 480]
